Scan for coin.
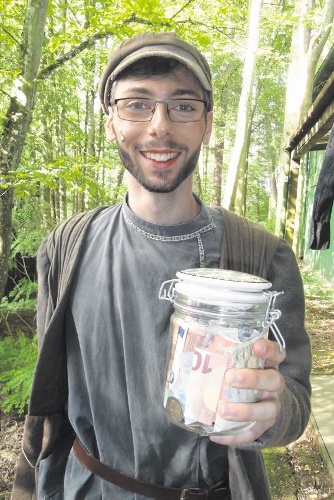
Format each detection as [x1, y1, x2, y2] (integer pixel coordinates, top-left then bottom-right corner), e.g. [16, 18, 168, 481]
[166, 396, 184, 423]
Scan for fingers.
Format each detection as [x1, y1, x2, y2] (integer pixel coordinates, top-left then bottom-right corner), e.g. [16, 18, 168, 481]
[209, 393, 282, 446]
[217, 394, 281, 424]
[252, 338, 286, 369]
[209, 417, 276, 446]
[208, 339, 286, 446]
[224, 366, 285, 393]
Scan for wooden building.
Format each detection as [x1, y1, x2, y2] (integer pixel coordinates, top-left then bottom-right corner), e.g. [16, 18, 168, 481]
[284, 47, 334, 281]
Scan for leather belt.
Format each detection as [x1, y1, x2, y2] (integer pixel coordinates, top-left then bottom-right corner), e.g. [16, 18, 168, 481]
[73, 437, 229, 499]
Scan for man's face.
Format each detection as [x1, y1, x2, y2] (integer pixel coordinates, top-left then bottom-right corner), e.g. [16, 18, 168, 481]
[105, 67, 213, 193]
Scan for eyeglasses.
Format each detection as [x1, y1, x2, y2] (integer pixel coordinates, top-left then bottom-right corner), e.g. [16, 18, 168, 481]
[111, 98, 207, 123]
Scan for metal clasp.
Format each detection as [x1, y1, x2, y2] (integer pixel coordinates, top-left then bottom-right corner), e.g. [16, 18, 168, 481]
[180, 487, 209, 499]
[263, 291, 285, 353]
[158, 279, 179, 302]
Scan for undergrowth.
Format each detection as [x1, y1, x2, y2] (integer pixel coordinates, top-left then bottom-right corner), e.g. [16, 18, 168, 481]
[0, 333, 37, 414]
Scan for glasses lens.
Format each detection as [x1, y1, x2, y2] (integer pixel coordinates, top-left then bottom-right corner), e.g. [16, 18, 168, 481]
[168, 100, 205, 122]
[116, 99, 153, 122]
[115, 98, 206, 122]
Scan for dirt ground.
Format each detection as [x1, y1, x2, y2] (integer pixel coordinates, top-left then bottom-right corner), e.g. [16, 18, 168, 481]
[0, 412, 23, 499]
[264, 423, 334, 500]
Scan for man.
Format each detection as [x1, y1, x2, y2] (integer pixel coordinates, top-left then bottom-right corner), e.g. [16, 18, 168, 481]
[12, 32, 311, 500]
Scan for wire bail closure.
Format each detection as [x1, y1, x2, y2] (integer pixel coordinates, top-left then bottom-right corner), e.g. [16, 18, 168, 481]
[263, 291, 285, 353]
[159, 279, 179, 302]
[159, 281, 285, 352]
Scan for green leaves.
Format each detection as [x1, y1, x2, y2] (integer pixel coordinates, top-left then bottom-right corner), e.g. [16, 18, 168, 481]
[0, 333, 37, 414]
[0, 0, 332, 294]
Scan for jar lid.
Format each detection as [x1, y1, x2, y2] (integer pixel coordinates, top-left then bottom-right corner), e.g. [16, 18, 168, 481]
[176, 268, 272, 293]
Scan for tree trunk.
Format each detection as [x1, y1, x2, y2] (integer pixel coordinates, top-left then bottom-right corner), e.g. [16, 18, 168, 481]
[212, 133, 224, 207]
[56, 106, 68, 221]
[268, 149, 278, 221]
[234, 103, 255, 215]
[0, 0, 49, 301]
[110, 166, 125, 205]
[223, 0, 262, 212]
[211, 95, 227, 208]
[234, 142, 248, 215]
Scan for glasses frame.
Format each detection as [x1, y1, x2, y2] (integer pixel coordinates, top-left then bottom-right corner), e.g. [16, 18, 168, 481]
[111, 97, 208, 123]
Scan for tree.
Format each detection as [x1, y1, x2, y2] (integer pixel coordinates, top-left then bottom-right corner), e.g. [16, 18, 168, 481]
[3, 0, 329, 308]
[223, 0, 263, 213]
[0, 0, 49, 301]
[0, 0, 236, 303]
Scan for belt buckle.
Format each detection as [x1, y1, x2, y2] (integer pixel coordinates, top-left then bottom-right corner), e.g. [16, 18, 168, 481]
[180, 487, 209, 499]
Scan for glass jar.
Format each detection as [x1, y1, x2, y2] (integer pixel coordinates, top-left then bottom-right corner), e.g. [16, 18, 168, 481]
[159, 268, 283, 436]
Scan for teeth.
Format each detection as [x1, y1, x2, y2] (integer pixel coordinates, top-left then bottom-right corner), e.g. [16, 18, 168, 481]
[144, 152, 178, 162]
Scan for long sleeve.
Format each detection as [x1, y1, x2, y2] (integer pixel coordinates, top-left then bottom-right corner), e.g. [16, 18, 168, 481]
[219, 208, 311, 448]
[239, 238, 311, 450]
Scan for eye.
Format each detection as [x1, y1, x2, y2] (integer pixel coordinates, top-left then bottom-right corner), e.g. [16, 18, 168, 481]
[125, 100, 152, 111]
[172, 101, 197, 113]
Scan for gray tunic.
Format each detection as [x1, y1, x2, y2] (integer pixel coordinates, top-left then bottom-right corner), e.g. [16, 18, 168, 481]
[62, 199, 227, 499]
[13, 200, 311, 500]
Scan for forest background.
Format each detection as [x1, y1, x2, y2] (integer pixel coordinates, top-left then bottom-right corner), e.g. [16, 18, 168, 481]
[1, 0, 334, 305]
[1, 0, 334, 406]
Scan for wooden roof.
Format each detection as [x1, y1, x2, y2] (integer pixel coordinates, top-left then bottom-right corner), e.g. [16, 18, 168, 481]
[286, 72, 334, 160]
[286, 49, 334, 160]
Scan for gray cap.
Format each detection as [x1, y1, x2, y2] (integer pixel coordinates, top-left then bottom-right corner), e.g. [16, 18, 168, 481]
[98, 31, 213, 114]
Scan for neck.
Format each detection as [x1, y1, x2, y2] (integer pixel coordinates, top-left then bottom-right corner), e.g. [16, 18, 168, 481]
[126, 177, 200, 224]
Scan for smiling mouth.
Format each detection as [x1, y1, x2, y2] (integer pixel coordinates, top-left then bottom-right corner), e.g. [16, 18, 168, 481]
[142, 151, 180, 162]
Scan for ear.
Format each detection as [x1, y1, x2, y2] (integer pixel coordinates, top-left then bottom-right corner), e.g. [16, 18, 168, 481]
[202, 111, 213, 146]
[105, 110, 117, 143]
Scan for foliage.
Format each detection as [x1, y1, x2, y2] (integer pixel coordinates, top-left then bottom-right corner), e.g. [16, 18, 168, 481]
[0, 333, 37, 414]
[11, 203, 48, 256]
[0, 0, 295, 224]
[0, 0, 333, 301]
[301, 265, 334, 301]
[1, 279, 38, 311]
[0, 234, 38, 414]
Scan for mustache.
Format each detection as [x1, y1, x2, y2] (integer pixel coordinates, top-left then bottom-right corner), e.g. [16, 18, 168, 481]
[133, 140, 188, 152]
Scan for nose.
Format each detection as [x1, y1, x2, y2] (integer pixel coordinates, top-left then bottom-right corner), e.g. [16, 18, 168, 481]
[147, 103, 172, 138]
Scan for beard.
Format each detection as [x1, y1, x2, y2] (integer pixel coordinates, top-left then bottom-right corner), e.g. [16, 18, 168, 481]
[116, 141, 201, 193]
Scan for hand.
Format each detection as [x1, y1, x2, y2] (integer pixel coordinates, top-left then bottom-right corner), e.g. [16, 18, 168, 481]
[209, 338, 286, 446]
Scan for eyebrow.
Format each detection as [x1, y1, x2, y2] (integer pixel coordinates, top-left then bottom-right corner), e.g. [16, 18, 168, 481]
[119, 87, 203, 99]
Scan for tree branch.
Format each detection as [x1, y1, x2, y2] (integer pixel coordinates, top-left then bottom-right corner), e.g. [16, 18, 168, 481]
[170, 0, 195, 20]
[0, 89, 12, 100]
[37, 15, 173, 81]
[308, 0, 334, 58]
[1, 26, 22, 49]
[37, 32, 109, 80]
[36, 15, 232, 82]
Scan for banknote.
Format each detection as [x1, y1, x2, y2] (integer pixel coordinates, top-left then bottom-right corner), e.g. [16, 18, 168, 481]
[164, 316, 267, 434]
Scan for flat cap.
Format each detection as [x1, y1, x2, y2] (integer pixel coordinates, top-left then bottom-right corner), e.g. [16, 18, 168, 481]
[98, 31, 212, 114]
